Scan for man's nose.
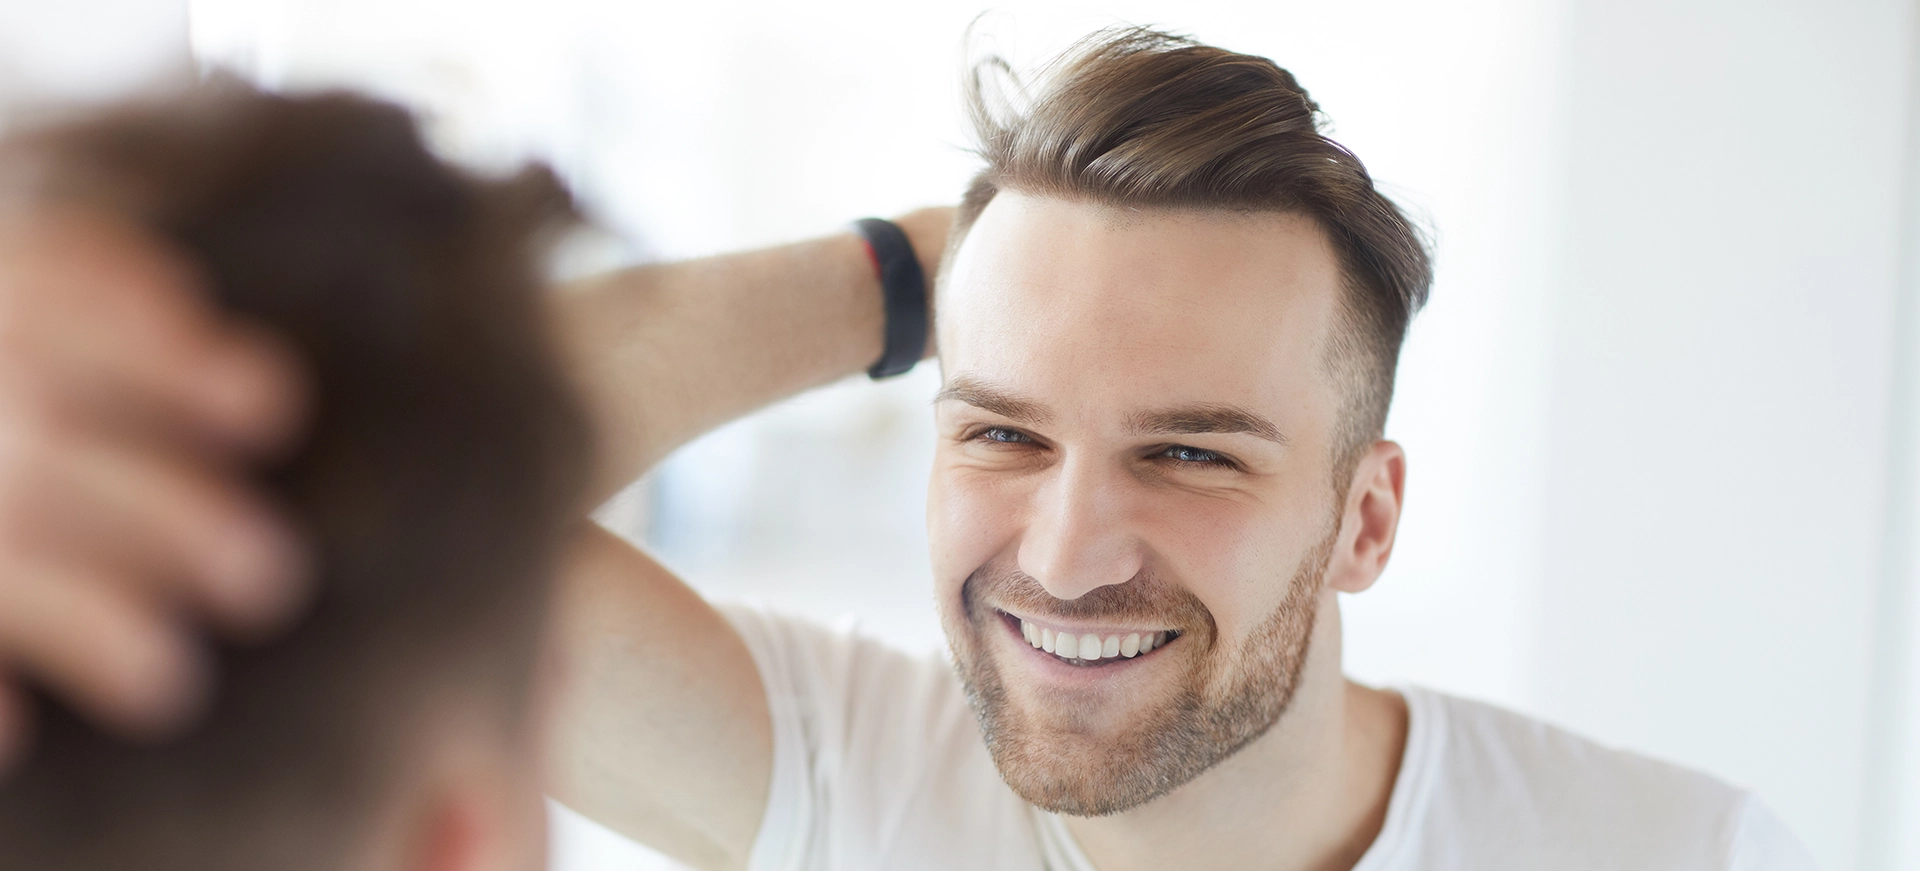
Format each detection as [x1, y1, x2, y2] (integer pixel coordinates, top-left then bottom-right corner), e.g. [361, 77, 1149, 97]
[1016, 456, 1143, 601]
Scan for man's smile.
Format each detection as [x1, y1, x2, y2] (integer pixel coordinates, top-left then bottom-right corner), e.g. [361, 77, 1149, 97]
[995, 609, 1183, 668]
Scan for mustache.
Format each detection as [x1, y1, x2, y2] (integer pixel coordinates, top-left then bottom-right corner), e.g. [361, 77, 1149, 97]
[963, 561, 1215, 634]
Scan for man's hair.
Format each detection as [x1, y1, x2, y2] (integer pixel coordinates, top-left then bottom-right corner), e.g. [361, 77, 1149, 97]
[953, 27, 1433, 473]
[0, 82, 590, 870]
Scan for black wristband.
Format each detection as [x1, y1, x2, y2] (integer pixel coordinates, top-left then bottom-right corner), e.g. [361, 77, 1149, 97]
[853, 217, 929, 380]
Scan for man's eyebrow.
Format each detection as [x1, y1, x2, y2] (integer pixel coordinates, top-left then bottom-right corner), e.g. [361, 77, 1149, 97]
[1131, 405, 1290, 445]
[932, 376, 1053, 425]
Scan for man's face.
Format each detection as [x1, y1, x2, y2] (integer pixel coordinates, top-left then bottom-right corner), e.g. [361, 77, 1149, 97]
[928, 193, 1352, 816]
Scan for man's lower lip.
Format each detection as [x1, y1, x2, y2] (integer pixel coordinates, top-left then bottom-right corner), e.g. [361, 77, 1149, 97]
[995, 610, 1180, 668]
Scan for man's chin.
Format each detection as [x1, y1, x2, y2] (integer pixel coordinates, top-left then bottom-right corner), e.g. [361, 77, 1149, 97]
[967, 685, 1198, 817]
[950, 629, 1205, 815]
[987, 729, 1174, 817]
[960, 647, 1297, 818]
[998, 693, 1135, 744]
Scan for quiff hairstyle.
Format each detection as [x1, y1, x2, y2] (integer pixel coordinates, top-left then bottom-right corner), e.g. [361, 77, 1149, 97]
[953, 28, 1433, 473]
[0, 82, 589, 870]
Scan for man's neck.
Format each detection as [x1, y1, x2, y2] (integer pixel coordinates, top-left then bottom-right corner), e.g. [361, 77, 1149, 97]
[1061, 599, 1410, 871]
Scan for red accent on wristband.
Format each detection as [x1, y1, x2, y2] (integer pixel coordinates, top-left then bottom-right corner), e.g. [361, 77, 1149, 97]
[857, 236, 882, 278]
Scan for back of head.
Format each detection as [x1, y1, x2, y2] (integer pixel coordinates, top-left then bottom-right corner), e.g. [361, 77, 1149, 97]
[0, 80, 590, 870]
[954, 27, 1432, 472]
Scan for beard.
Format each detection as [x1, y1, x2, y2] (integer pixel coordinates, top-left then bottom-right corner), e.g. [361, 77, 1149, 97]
[942, 526, 1335, 817]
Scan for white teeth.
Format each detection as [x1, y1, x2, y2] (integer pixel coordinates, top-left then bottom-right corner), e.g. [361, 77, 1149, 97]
[1017, 619, 1169, 663]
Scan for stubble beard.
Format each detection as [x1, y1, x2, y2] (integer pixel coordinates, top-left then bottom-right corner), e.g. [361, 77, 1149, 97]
[945, 527, 1335, 817]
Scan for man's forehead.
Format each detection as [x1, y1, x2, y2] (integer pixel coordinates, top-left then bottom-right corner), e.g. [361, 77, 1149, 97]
[936, 193, 1345, 406]
[942, 193, 1340, 320]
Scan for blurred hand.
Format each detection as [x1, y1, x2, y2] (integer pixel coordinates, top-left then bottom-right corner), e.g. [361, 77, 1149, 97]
[0, 203, 308, 770]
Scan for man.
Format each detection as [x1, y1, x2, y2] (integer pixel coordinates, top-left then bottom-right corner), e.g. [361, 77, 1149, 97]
[552, 31, 1818, 869]
[0, 28, 1815, 871]
[0, 83, 589, 869]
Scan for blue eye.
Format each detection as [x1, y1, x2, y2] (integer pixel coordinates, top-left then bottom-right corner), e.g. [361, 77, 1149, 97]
[980, 427, 1031, 444]
[1162, 445, 1228, 465]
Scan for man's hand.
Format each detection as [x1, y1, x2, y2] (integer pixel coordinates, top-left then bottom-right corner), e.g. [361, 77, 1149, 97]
[0, 204, 307, 769]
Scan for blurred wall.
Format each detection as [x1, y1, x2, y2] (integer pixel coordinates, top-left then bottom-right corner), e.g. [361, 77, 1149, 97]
[0, 0, 187, 109]
[0, 0, 186, 103]
[1534, 2, 1918, 868]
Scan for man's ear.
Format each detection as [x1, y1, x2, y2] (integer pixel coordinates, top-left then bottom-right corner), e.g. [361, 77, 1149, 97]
[1324, 440, 1407, 595]
[415, 791, 488, 871]
[403, 715, 548, 871]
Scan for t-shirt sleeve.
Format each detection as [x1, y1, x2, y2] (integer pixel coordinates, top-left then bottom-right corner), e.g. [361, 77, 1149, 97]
[717, 604, 1025, 871]
[720, 604, 830, 871]
[1724, 795, 1821, 871]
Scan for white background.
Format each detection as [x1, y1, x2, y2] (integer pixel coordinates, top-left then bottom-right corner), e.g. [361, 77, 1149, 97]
[4, 1, 1918, 868]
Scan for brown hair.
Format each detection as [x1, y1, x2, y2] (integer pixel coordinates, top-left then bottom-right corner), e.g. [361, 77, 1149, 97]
[0, 81, 590, 871]
[953, 27, 1432, 472]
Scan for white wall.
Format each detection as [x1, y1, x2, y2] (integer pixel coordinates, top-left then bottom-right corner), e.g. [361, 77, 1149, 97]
[0, 0, 187, 108]
[1875, 69, 1920, 866]
[1532, 2, 1917, 868]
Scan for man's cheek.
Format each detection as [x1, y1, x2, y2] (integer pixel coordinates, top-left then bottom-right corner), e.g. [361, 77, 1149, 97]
[926, 471, 1020, 595]
[1132, 504, 1281, 639]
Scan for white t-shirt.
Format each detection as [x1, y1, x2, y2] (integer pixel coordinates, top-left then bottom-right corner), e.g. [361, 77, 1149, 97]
[721, 605, 1818, 871]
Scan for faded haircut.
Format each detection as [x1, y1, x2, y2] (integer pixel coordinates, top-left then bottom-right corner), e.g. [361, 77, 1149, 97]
[0, 80, 590, 871]
[952, 27, 1433, 476]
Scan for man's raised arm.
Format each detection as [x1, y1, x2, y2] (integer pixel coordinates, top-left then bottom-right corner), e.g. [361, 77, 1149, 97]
[562, 208, 949, 504]
[542, 209, 949, 870]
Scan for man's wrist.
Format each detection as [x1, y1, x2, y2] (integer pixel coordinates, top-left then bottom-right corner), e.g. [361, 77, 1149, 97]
[880, 206, 952, 360]
[854, 218, 930, 380]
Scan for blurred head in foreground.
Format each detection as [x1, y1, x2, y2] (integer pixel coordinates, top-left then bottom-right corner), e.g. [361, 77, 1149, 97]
[0, 81, 589, 871]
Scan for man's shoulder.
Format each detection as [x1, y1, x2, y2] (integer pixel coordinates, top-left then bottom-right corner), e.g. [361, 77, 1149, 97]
[1412, 686, 1744, 813]
[716, 601, 959, 700]
[717, 601, 1005, 781]
[717, 603, 1043, 870]
[1389, 687, 1813, 870]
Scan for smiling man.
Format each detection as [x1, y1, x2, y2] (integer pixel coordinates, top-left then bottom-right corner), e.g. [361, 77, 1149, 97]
[553, 29, 1816, 871]
[914, 33, 1427, 845]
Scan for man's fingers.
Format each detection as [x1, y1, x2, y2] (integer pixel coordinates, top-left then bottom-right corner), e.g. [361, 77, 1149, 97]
[0, 565, 210, 738]
[0, 207, 305, 456]
[96, 317, 309, 459]
[13, 430, 310, 638]
[200, 321, 307, 457]
[0, 204, 310, 758]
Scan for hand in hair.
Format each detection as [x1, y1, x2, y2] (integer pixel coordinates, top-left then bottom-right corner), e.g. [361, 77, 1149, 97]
[0, 201, 308, 768]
